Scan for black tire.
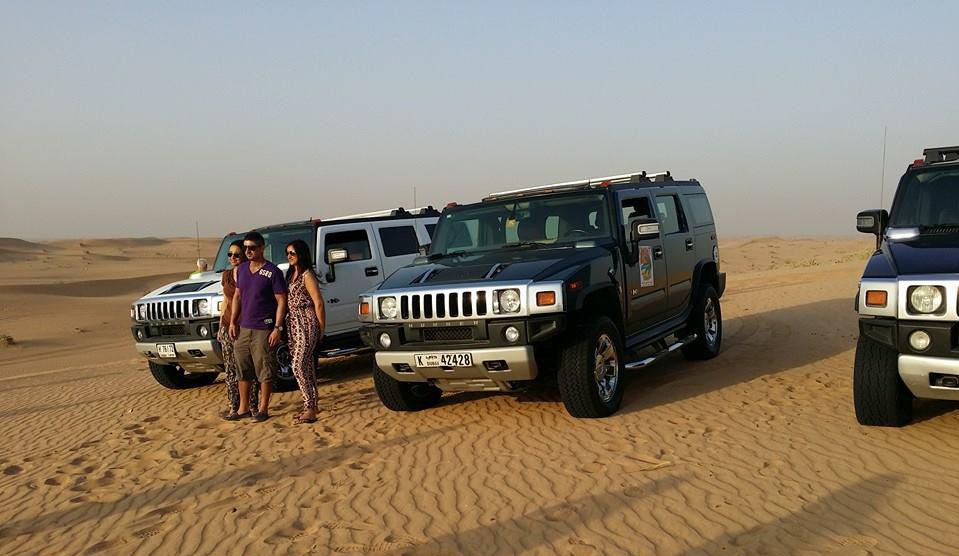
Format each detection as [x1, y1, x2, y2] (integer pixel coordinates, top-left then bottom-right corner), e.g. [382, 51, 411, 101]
[372, 365, 442, 411]
[682, 284, 723, 360]
[271, 342, 299, 392]
[148, 361, 218, 390]
[853, 335, 913, 427]
[557, 315, 625, 418]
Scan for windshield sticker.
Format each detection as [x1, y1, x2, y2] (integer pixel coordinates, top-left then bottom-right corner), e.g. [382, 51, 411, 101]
[639, 246, 654, 287]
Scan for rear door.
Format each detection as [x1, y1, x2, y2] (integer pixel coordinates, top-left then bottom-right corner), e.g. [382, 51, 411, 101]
[371, 220, 423, 277]
[654, 192, 696, 316]
[317, 223, 382, 335]
[618, 191, 668, 333]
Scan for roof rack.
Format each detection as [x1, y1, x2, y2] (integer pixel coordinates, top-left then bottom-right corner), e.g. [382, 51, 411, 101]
[323, 205, 440, 222]
[924, 146, 959, 164]
[484, 170, 672, 201]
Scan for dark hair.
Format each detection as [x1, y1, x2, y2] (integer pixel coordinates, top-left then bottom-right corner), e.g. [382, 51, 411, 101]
[243, 231, 265, 246]
[285, 239, 314, 282]
[228, 240, 248, 263]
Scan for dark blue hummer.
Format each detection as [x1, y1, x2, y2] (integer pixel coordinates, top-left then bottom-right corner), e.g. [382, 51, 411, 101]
[855, 145, 959, 426]
[359, 171, 725, 418]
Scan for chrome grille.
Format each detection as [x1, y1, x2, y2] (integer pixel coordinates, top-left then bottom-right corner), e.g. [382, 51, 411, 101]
[397, 289, 491, 321]
[140, 299, 197, 322]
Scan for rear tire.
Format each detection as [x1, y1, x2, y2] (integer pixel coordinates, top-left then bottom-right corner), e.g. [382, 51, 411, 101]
[557, 315, 625, 418]
[373, 365, 442, 411]
[682, 284, 722, 360]
[148, 361, 218, 389]
[853, 335, 912, 427]
[271, 342, 299, 392]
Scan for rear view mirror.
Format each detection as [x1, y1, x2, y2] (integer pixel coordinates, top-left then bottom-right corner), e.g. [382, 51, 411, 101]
[630, 218, 660, 242]
[327, 248, 349, 264]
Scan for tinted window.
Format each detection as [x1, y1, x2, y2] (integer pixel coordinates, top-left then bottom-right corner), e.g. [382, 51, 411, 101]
[655, 195, 686, 235]
[685, 194, 714, 226]
[621, 196, 653, 223]
[213, 233, 243, 272]
[378, 226, 419, 257]
[890, 169, 959, 228]
[425, 224, 437, 238]
[325, 229, 372, 262]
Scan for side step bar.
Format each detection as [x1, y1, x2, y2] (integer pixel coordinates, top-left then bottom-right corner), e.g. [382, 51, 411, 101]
[624, 334, 698, 369]
[318, 346, 371, 358]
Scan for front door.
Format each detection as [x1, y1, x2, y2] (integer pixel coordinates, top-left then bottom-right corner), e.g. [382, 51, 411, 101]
[619, 192, 668, 333]
[654, 193, 695, 316]
[317, 224, 383, 336]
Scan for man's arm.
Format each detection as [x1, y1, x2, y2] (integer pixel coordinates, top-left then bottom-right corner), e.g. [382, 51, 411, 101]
[269, 293, 287, 347]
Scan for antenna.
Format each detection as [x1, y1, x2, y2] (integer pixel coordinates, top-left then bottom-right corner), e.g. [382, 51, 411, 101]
[880, 126, 888, 209]
[413, 185, 417, 208]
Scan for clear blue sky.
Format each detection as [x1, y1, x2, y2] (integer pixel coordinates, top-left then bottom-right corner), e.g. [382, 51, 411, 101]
[2, 1, 957, 238]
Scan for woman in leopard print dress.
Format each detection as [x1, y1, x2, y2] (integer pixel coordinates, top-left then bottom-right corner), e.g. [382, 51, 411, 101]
[284, 240, 326, 424]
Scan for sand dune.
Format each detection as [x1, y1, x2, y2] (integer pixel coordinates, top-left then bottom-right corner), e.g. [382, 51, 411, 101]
[2, 236, 959, 555]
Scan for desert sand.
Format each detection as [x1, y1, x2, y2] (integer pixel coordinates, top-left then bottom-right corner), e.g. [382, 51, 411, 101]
[1, 236, 959, 556]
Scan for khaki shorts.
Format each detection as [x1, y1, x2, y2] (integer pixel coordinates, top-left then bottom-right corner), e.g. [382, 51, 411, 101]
[234, 327, 277, 383]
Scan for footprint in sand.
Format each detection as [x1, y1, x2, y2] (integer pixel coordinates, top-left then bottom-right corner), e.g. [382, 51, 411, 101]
[544, 505, 577, 522]
[143, 416, 160, 423]
[568, 537, 598, 556]
[348, 461, 366, 470]
[84, 538, 127, 555]
[3, 465, 23, 475]
[578, 462, 604, 473]
[44, 477, 61, 486]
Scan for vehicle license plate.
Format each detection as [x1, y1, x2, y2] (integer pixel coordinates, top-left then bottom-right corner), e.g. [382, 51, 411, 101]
[157, 344, 177, 358]
[414, 353, 473, 368]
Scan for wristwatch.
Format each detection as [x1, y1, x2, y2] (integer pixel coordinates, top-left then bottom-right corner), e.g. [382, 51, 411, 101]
[274, 324, 284, 332]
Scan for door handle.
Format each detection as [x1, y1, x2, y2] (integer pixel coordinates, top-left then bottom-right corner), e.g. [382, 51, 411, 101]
[653, 247, 663, 259]
[365, 266, 379, 277]
[328, 298, 340, 304]
[685, 239, 694, 251]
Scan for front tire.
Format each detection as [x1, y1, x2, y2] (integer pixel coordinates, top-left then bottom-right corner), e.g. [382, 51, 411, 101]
[148, 361, 218, 389]
[373, 365, 442, 411]
[682, 284, 722, 360]
[853, 335, 912, 427]
[557, 315, 625, 418]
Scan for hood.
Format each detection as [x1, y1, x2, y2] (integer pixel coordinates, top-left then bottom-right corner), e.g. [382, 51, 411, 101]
[883, 234, 959, 276]
[137, 273, 224, 301]
[378, 244, 612, 290]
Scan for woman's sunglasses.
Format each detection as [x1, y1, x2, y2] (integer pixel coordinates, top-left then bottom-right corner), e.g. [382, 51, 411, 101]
[286, 251, 297, 257]
[228, 252, 242, 259]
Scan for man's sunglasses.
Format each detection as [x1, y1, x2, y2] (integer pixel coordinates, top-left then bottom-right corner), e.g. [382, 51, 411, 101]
[243, 244, 261, 252]
[228, 252, 242, 259]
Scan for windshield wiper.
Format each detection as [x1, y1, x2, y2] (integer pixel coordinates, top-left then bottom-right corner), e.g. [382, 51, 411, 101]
[428, 250, 471, 261]
[505, 241, 549, 249]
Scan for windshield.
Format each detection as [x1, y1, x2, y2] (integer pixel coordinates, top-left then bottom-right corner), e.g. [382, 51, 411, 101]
[212, 226, 315, 272]
[889, 168, 959, 229]
[430, 192, 612, 257]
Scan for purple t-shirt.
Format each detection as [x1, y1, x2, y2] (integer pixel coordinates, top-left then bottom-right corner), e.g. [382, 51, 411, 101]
[236, 261, 288, 330]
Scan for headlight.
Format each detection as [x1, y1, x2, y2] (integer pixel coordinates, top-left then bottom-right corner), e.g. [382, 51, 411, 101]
[497, 289, 521, 313]
[379, 297, 399, 319]
[908, 286, 944, 314]
[194, 298, 211, 316]
[130, 307, 136, 319]
[137, 305, 147, 320]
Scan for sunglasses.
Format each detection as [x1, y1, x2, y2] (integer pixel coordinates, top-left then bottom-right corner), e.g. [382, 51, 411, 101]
[286, 251, 297, 257]
[228, 252, 242, 259]
[243, 244, 261, 252]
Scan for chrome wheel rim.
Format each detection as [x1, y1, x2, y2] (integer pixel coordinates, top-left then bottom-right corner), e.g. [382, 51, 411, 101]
[593, 333, 619, 403]
[704, 298, 719, 346]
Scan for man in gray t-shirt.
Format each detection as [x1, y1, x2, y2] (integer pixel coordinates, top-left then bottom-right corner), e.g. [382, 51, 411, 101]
[230, 231, 288, 422]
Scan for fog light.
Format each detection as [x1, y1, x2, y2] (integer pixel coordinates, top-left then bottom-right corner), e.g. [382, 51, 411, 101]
[135, 329, 144, 341]
[909, 330, 931, 352]
[504, 326, 520, 343]
[379, 332, 392, 349]
[199, 325, 210, 338]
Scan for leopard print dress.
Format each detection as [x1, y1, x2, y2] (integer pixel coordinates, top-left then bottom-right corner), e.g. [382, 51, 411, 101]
[287, 271, 320, 410]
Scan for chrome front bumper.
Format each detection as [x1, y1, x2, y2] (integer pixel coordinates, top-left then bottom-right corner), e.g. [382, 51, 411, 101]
[375, 346, 538, 392]
[899, 354, 959, 401]
[135, 340, 223, 371]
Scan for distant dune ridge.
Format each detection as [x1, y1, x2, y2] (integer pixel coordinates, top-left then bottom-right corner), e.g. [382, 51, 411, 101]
[4, 235, 959, 555]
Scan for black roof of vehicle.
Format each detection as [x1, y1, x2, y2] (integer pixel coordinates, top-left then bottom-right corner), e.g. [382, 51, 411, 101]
[481, 171, 702, 203]
[244, 206, 441, 234]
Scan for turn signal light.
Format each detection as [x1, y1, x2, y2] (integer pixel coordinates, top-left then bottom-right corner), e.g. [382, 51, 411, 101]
[359, 302, 371, 315]
[865, 290, 888, 308]
[536, 292, 556, 306]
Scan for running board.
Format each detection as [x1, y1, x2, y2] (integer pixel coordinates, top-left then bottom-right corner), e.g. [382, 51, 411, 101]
[318, 346, 371, 358]
[624, 334, 698, 369]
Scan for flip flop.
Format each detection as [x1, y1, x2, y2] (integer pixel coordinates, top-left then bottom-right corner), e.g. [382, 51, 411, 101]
[223, 411, 251, 421]
[294, 414, 317, 424]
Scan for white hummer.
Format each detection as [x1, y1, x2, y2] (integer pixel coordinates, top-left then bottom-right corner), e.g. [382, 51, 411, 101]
[130, 207, 440, 389]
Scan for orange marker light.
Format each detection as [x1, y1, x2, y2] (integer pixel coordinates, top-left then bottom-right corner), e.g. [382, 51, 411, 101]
[359, 302, 371, 315]
[536, 291, 556, 306]
[865, 290, 888, 308]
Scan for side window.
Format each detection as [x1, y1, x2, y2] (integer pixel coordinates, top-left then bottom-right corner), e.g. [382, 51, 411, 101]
[378, 226, 419, 257]
[425, 224, 437, 238]
[325, 229, 372, 262]
[654, 195, 687, 235]
[621, 196, 653, 224]
[685, 193, 715, 227]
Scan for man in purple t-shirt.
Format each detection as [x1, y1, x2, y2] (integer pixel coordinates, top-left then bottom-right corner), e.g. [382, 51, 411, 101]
[229, 231, 288, 422]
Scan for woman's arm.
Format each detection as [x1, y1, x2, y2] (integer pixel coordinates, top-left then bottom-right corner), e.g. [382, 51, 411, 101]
[304, 271, 326, 336]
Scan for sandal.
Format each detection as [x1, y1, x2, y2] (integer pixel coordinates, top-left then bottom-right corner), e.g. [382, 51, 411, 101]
[294, 413, 317, 424]
[223, 411, 252, 421]
[253, 412, 270, 422]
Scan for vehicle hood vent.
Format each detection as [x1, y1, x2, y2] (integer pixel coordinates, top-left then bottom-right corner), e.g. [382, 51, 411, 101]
[162, 281, 217, 295]
[418, 265, 497, 283]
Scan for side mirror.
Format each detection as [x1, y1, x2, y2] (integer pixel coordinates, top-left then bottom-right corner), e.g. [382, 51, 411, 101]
[325, 248, 349, 282]
[418, 243, 431, 256]
[857, 209, 888, 248]
[630, 218, 660, 242]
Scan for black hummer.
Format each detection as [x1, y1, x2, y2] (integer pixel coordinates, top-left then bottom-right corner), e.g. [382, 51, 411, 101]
[359, 171, 725, 418]
[855, 145, 959, 427]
